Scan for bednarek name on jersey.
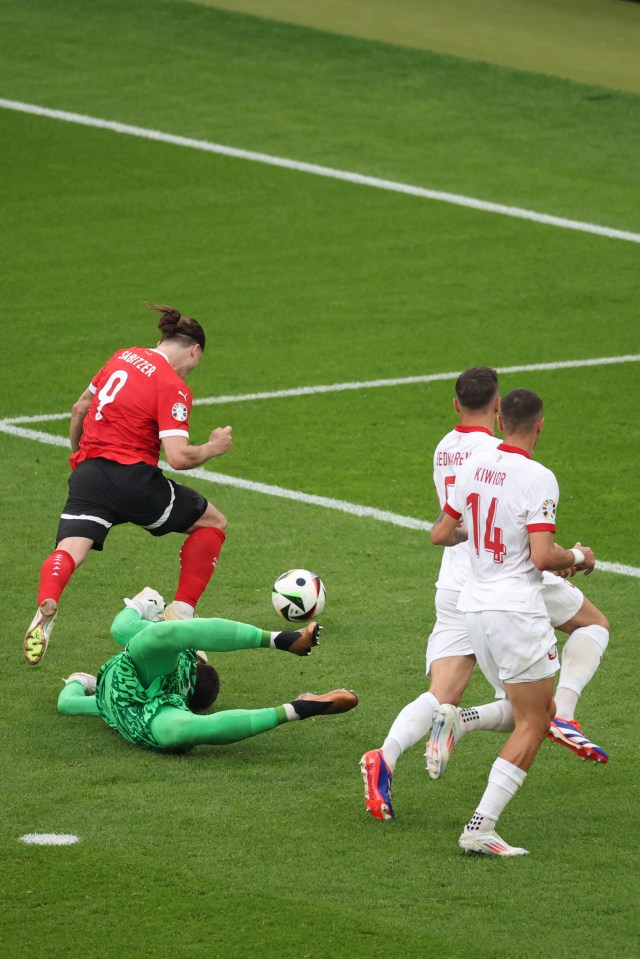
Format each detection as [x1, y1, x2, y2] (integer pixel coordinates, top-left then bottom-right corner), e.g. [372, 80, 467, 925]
[434, 450, 473, 466]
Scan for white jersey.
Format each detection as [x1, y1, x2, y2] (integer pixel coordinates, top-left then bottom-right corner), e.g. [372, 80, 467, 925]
[446, 443, 559, 614]
[433, 426, 500, 591]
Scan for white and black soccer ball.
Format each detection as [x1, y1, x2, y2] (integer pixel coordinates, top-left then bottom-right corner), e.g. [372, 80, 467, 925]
[272, 569, 326, 622]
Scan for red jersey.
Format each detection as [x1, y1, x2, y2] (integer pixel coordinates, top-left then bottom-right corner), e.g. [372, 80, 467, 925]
[70, 347, 192, 469]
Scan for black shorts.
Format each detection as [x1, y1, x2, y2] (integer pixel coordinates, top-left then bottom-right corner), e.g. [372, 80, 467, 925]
[56, 458, 208, 551]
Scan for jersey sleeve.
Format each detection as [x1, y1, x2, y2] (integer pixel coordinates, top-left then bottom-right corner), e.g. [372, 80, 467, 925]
[443, 460, 466, 520]
[433, 463, 446, 509]
[432, 438, 456, 511]
[157, 378, 192, 440]
[526, 469, 559, 533]
[89, 363, 109, 394]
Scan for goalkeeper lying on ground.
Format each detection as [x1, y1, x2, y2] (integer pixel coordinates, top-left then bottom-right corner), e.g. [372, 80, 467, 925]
[58, 587, 357, 752]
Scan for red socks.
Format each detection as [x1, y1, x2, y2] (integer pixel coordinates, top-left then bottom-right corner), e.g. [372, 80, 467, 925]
[174, 527, 226, 609]
[37, 531, 226, 612]
[38, 549, 76, 605]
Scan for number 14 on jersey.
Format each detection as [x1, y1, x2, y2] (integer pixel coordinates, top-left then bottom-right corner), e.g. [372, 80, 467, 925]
[466, 493, 506, 563]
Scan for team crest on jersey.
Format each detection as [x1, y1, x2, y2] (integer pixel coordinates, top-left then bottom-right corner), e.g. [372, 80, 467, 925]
[171, 402, 189, 422]
[542, 498, 557, 520]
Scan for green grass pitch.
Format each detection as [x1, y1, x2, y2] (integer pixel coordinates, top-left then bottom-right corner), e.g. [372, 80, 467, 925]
[1, 2, 639, 958]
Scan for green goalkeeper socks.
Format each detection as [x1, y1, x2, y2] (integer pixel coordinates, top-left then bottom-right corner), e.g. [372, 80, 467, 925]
[150, 705, 286, 748]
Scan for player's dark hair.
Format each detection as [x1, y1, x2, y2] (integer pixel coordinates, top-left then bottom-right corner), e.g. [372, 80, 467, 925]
[500, 388, 544, 433]
[189, 662, 220, 712]
[145, 301, 206, 351]
[455, 366, 499, 410]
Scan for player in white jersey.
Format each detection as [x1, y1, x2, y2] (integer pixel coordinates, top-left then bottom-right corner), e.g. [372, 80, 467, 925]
[360, 368, 608, 823]
[430, 388, 597, 855]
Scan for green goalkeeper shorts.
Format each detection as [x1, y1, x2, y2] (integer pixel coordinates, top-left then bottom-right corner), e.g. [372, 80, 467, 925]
[96, 648, 198, 751]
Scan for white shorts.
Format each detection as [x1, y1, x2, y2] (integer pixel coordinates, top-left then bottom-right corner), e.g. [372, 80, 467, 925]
[426, 576, 583, 675]
[464, 610, 559, 696]
[425, 589, 473, 675]
[541, 571, 584, 627]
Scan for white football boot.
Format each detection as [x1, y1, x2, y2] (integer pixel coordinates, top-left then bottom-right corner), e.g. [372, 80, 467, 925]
[425, 703, 465, 779]
[62, 672, 97, 695]
[459, 828, 529, 857]
[23, 598, 58, 666]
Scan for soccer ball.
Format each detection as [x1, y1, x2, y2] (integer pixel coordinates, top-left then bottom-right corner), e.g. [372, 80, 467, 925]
[272, 569, 326, 622]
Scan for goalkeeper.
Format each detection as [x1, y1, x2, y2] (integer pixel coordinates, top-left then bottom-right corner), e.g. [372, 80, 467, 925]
[58, 588, 357, 752]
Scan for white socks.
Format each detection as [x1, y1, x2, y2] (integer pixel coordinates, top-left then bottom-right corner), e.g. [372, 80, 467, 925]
[468, 757, 527, 831]
[555, 626, 609, 719]
[460, 699, 514, 733]
[380, 693, 514, 772]
[382, 691, 440, 771]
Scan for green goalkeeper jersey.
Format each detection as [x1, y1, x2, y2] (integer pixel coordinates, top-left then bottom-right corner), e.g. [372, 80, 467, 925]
[96, 647, 198, 751]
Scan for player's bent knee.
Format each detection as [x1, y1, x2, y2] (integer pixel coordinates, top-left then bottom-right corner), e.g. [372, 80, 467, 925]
[515, 714, 552, 743]
[129, 621, 183, 662]
[429, 682, 465, 706]
[211, 504, 227, 530]
[192, 502, 227, 531]
[150, 707, 193, 749]
[571, 601, 609, 633]
[594, 611, 610, 631]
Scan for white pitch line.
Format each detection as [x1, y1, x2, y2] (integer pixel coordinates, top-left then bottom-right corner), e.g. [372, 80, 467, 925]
[2, 354, 639, 421]
[163, 464, 640, 578]
[3, 412, 71, 424]
[0, 423, 70, 446]
[2, 98, 640, 244]
[0, 422, 637, 578]
[20, 833, 80, 846]
[191, 354, 640, 407]
[166, 463, 430, 531]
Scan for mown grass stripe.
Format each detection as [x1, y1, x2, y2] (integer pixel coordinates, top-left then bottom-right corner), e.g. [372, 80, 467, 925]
[1, 98, 639, 244]
[0, 421, 636, 577]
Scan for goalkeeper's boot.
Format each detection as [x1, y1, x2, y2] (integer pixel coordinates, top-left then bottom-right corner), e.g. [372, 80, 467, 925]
[459, 828, 528, 857]
[360, 749, 395, 821]
[274, 622, 321, 656]
[63, 672, 97, 694]
[425, 704, 464, 780]
[547, 717, 608, 763]
[124, 587, 165, 622]
[292, 689, 358, 717]
[23, 599, 58, 666]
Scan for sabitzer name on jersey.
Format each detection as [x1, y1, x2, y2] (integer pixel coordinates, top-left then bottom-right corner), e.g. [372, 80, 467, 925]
[117, 351, 157, 377]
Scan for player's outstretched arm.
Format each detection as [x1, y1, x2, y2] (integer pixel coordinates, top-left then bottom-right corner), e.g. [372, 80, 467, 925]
[69, 388, 94, 452]
[430, 509, 468, 547]
[58, 674, 100, 716]
[162, 426, 232, 470]
[529, 531, 595, 576]
[110, 607, 153, 646]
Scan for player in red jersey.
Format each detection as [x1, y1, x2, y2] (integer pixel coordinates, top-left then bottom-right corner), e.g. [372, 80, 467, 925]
[24, 303, 233, 666]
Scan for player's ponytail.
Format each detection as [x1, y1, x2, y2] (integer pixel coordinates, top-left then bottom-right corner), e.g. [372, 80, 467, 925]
[145, 301, 206, 351]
